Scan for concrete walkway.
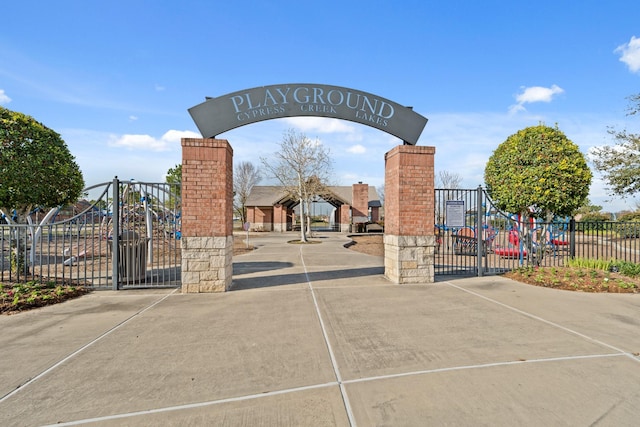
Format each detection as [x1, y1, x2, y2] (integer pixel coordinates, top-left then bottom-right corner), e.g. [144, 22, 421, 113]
[1, 232, 640, 426]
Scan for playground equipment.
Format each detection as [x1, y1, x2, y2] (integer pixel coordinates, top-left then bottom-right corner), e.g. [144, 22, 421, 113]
[491, 214, 570, 261]
[1, 180, 181, 277]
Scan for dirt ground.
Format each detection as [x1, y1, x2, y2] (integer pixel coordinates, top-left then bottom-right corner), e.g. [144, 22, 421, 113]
[343, 234, 384, 257]
[233, 237, 256, 256]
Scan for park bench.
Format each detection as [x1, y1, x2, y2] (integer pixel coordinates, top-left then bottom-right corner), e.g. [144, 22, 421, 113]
[452, 227, 487, 256]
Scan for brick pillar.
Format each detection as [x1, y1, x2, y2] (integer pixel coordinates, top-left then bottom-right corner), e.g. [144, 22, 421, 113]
[181, 138, 233, 292]
[352, 183, 369, 222]
[340, 204, 351, 232]
[384, 145, 436, 284]
[370, 207, 380, 222]
[273, 204, 286, 232]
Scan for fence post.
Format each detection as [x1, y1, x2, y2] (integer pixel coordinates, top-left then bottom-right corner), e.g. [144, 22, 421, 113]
[477, 186, 484, 277]
[569, 217, 576, 259]
[111, 177, 120, 290]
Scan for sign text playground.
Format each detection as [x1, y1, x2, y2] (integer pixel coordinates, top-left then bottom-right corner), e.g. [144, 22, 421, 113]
[189, 83, 428, 145]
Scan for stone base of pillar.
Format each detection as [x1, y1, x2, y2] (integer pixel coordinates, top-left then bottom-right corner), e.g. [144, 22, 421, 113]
[181, 236, 233, 293]
[384, 234, 436, 284]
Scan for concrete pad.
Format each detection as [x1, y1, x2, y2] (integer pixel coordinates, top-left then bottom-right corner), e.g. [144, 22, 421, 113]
[446, 276, 640, 354]
[298, 235, 387, 288]
[92, 386, 350, 426]
[346, 355, 640, 426]
[3, 232, 640, 426]
[232, 234, 309, 290]
[0, 289, 175, 398]
[231, 233, 384, 290]
[314, 284, 622, 380]
[0, 290, 336, 426]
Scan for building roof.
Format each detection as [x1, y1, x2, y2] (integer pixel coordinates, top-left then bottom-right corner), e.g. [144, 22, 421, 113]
[246, 185, 381, 208]
[244, 186, 289, 207]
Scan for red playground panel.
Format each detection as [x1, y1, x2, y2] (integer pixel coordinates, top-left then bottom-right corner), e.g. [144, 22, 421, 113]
[494, 247, 527, 258]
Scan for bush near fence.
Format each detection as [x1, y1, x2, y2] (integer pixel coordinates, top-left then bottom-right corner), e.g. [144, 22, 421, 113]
[615, 220, 640, 239]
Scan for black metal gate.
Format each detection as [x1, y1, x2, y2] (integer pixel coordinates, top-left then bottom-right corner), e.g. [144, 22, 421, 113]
[0, 178, 181, 289]
[435, 187, 573, 277]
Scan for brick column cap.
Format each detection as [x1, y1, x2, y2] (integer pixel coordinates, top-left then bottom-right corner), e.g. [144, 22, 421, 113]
[385, 145, 435, 160]
[182, 138, 233, 153]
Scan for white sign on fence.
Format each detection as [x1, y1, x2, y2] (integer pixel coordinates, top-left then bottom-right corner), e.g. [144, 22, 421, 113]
[446, 200, 465, 228]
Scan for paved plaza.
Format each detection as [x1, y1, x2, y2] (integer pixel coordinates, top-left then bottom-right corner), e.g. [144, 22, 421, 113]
[1, 232, 639, 426]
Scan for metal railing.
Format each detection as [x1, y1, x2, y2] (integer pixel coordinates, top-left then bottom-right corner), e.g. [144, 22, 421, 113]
[1, 179, 181, 289]
[436, 187, 640, 277]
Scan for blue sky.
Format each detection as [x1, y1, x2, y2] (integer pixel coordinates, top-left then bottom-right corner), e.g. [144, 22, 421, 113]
[1, 1, 639, 212]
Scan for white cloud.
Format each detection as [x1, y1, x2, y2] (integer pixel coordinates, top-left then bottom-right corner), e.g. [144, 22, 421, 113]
[129, 115, 138, 121]
[615, 35, 640, 73]
[509, 84, 564, 114]
[0, 89, 11, 104]
[283, 117, 358, 135]
[347, 144, 366, 154]
[155, 84, 166, 91]
[161, 129, 201, 143]
[508, 103, 526, 115]
[108, 129, 200, 151]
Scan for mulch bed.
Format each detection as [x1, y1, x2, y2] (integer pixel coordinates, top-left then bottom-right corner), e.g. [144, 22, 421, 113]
[1, 277, 91, 315]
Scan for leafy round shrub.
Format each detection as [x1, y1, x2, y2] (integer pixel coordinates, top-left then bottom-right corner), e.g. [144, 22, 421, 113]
[485, 124, 592, 218]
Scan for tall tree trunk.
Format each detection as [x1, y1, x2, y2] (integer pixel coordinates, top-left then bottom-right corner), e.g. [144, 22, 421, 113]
[299, 197, 307, 242]
[305, 199, 312, 238]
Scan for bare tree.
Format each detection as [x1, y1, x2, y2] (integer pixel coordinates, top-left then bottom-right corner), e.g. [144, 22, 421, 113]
[261, 129, 333, 242]
[377, 185, 385, 206]
[435, 170, 463, 225]
[591, 94, 640, 199]
[436, 170, 462, 189]
[234, 161, 261, 224]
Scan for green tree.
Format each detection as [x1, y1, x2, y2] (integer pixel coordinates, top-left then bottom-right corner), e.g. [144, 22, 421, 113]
[165, 163, 182, 207]
[484, 124, 592, 263]
[576, 199, 610, 222]
[166, 164, 182, 188]
[591, 94, 640, 198]
[0, 107, 84, 272]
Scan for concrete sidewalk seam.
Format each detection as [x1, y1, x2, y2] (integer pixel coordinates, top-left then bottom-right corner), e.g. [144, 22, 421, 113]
[40, 381, 340, 427]
[444, 280, 640, 362]
[342, 352, 626, 385]
[38, 352, 628, 427]
[0, 289, 179, 404]
[300, 245, 357, 427]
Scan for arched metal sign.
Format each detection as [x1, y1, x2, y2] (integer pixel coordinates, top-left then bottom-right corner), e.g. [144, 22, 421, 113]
[188, 83, 428, 145]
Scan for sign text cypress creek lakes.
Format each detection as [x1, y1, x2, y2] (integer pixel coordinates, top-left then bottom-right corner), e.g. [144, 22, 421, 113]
[188, 84, 428, 145]
[230, 86, 395, 127]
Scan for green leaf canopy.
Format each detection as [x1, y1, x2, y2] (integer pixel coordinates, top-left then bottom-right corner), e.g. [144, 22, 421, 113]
[0, 107, 84, 217]
[484, 124, 592, 218]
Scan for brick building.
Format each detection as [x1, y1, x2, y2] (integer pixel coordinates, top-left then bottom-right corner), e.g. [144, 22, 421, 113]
[245, 183, 382, 232]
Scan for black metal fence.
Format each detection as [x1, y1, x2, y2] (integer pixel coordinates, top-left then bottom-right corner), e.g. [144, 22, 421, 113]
[3, 183, 638, 285]
[1, 179, 181, 289]
[435, 187, 640, 277]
